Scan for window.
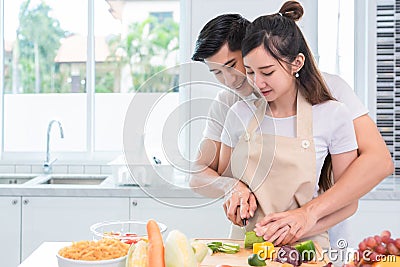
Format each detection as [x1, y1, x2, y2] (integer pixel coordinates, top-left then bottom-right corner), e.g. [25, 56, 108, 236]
[3, 0, 88, 153]
[0, 0, 180, 161]
[318, 0, 354, 88]
[94, 0, 180, 153]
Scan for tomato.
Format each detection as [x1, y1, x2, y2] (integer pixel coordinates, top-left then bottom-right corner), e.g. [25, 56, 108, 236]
[125, 233, 138, 237]
[123, 238, 141, 245]
[104, 231, 121, 236]
[104, 231, 137, 237]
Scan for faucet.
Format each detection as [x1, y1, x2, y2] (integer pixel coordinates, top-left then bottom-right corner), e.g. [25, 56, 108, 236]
[43, 120, 64, 174]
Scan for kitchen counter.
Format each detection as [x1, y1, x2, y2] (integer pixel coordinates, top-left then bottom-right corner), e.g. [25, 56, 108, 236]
[0, 174, 399, 199]
[0, 174, 209, 198]
[361, 189, 400, 200]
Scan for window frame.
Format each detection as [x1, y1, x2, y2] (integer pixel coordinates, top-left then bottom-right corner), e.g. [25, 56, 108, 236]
[354, 0, 376, 117]
[0, 0, 5, 157]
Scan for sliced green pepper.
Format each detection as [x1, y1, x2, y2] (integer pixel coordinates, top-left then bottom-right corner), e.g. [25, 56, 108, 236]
[248, 253, 267, 266]
[244, 231, 265, 249]
[219, 243, 240, 254]
[206, 241, 240, 254]
[294, 240, 316, 261]
[208, 241, 223, 246]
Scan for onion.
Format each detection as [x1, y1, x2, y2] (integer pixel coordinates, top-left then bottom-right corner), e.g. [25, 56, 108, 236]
[275, 245, 302, 266]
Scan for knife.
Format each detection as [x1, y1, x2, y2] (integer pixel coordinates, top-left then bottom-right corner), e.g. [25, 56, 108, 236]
[242, 218, 247, 235]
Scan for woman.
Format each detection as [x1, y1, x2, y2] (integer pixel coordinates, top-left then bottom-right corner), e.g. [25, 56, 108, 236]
[218, 1, 358, 248]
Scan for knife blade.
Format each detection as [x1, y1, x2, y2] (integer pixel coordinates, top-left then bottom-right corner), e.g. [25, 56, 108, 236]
[242, 218, 247, 235]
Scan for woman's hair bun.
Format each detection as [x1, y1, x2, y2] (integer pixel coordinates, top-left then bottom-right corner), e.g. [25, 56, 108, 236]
[279, 1, 304, 21]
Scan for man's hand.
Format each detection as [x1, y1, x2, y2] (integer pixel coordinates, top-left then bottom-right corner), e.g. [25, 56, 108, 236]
[254, 207, 318, 244]
[254, 224, 291, 246]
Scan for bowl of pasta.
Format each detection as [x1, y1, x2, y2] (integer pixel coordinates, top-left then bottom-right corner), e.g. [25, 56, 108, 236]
[57, 239, 129, 267]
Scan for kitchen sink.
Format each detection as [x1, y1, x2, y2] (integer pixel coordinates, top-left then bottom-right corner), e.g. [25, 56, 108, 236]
[0, 174, 38, 184]
[39, 174, 108, 185]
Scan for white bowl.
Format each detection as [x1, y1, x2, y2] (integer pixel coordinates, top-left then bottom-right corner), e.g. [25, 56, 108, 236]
[56, 254, 126, 267]
[90, 220, 167, 245]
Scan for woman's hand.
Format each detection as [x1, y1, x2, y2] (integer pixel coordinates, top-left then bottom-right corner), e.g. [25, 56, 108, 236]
[254, 207, 318, 245]
[254, 224, 291, 246]
[223, 181, 257, 226]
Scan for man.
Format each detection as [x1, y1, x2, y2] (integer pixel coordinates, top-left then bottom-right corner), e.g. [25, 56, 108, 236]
[189, 14, 394, 245]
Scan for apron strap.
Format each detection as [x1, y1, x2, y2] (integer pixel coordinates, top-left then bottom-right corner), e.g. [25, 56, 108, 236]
[245, 98, 267, 135]
[296, 90, 313, 139]
[244, 90, 313, 139]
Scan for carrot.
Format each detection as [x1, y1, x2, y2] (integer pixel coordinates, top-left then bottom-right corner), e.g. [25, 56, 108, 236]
[147, 219, 165, 267]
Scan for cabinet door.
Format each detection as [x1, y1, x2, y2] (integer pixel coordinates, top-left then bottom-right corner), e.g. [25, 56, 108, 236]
[21, 196, 130, 260]
[130, 198, 231, 239]
[0, 196, 21, 267]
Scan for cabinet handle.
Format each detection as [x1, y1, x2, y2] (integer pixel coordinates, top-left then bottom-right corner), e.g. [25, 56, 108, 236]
[23, 199, 29, 205]
[132, 200, 138, 206]
[11, 199, 18, 205]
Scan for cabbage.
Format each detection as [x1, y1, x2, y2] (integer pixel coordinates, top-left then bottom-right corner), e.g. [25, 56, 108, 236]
[126, 240, 148, 267]
[164, 230, 197, 267]
[191, 241, 208, 263]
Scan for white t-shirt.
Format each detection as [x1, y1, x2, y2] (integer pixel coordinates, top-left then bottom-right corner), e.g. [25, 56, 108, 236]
[203, 72, 368, 141]
[323, 72, 368, 120]
[220, 99, 358, 196]
[202, 89, 257, 141]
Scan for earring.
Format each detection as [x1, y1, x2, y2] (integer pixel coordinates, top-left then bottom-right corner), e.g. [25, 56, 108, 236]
[295, 72, 299, 78]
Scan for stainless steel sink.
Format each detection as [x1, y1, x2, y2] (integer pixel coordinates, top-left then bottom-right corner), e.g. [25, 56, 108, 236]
[0, 174, 38, 184]
[39, 174, 108, 185]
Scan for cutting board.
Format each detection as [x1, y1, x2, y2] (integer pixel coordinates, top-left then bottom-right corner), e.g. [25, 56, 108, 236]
[196, 239, 329, 267]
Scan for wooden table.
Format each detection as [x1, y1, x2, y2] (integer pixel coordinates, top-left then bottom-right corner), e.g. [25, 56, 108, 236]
[197, 239, 330, 267]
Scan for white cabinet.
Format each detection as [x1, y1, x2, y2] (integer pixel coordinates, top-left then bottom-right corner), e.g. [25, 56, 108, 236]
[21, 196, 130, 261]
[130, 197, 231, 239]
[0, 196, 21, 267]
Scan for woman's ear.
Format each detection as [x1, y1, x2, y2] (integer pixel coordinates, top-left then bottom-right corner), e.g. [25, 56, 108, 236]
[292, 53, 305, 73]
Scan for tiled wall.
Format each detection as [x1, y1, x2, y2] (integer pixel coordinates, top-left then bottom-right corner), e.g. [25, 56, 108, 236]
[0, 164, 112, 175]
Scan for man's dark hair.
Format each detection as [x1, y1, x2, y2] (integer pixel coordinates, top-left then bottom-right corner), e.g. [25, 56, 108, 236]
[192, 14, 250, 62]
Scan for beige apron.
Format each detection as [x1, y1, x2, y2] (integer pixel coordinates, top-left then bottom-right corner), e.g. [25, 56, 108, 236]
[229, 91, 329, 248]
